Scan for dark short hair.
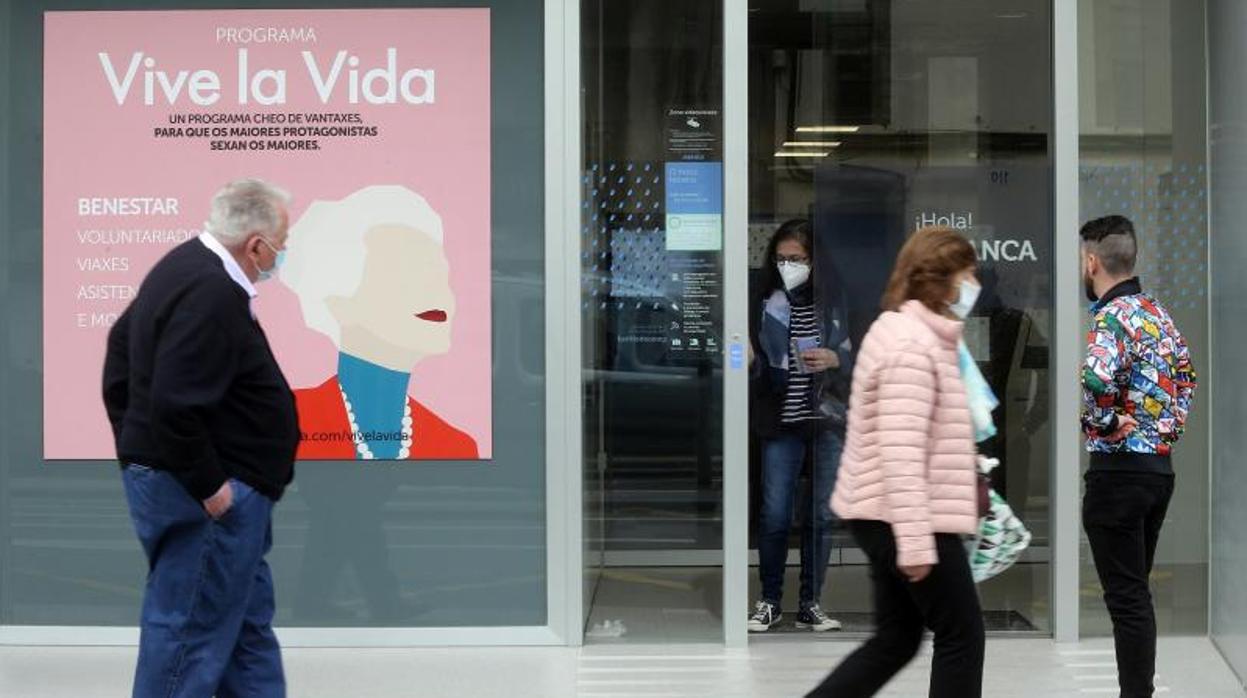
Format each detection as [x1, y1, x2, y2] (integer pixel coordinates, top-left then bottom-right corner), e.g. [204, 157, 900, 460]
[1080, 215, 1137, 276]
[882, 226, 978, 312]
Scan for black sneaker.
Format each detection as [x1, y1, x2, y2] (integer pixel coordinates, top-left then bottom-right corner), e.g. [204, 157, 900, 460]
[747, 600, 782, 632]
[796, 604, 842, 632]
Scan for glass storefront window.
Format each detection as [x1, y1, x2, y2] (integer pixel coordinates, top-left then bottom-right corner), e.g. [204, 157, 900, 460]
[580, 0, 727, 643]
[0, 0, 1223, 650]
[748, 0, 1054, 634]
[1, 0, 548, 630]
[1077, 0, 1211, 637]
[1209, 0, 1247, 675]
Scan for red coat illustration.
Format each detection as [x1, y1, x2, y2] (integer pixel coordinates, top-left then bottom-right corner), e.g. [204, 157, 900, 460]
[294, 376, 478, 460]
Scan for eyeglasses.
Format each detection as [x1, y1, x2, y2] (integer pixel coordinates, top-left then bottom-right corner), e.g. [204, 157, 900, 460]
[776, 255, 810, 265]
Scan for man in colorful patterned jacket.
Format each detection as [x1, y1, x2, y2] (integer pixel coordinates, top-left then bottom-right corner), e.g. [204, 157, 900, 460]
[1079, 214, 1198, 698]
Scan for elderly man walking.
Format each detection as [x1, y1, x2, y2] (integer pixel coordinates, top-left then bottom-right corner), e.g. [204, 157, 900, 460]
[103, 179, 299, 698]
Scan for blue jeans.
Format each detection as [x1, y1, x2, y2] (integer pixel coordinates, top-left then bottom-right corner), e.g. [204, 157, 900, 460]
[758, 429, 843, 608]
[122, 465, 285, 698]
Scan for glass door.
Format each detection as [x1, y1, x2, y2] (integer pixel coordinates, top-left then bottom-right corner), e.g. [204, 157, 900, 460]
[580, 0, 729, 644]
[578, 0, 1058, 646]
[742, 0, 1055, 638]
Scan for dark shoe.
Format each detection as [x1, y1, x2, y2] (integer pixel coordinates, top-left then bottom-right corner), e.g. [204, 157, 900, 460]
[748, 600, 782, 632]
[796, 604, 842, 632]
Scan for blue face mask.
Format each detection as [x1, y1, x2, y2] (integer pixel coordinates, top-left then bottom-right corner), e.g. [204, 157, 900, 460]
[256, 238, 285, 283]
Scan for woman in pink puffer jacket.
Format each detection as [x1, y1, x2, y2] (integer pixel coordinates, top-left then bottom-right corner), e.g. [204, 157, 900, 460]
[806, 226, 985, 698]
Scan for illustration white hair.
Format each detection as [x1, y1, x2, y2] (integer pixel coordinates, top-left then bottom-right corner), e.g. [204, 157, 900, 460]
[280, 185, 445, 346]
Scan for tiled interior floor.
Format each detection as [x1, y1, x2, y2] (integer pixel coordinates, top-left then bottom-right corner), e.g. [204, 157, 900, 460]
[585, 560, 1204, 644]
[586, 563, 1050, 644]
[1, 637, 1242, 697]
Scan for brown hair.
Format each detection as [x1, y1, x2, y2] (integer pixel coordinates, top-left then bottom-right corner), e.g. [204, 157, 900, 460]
[881, 226, 978, 312]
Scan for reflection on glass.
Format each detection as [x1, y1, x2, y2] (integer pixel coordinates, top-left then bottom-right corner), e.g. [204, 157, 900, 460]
[581, 0, 725, 643]
[749, 0, 1053, 634]
[1077, 0, 1210, 637]
[293, 466, 416, 623]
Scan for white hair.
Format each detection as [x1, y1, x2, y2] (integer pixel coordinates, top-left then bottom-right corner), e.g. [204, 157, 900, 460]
[280, 185, 444, 347]
[206, 178, 292, 246]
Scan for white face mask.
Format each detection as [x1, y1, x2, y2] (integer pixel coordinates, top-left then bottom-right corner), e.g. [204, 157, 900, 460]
[949, 279, 981, 319]
[777, 261, 811, 291]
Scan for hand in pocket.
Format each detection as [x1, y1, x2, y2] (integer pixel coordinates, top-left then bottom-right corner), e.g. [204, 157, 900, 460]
[203, 481, 234, 519]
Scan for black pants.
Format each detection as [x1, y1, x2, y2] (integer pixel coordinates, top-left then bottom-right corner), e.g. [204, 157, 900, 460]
[1083, 470, 1175, 698]
[806, 520, 985, 698]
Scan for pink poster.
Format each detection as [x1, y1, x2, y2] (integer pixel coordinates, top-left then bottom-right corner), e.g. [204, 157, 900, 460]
[43, 9, 492, 460]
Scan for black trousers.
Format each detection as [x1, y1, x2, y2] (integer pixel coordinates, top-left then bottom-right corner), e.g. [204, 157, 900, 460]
[1083, 470, 1175, 698]
[806, 520, 985, 698]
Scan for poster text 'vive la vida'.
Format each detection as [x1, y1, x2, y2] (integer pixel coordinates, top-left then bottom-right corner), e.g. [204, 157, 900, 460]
[97, 48, 437, 107]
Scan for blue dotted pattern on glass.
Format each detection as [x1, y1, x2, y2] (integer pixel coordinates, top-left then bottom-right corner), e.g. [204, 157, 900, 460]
[581, 161, 667, 310]
[1078, 162, 1208, 310]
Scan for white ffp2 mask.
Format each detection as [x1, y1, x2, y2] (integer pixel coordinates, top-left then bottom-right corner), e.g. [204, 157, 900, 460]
[778, 262, 811, 291]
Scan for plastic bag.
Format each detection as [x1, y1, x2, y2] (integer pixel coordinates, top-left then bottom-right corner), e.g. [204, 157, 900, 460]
[968, 457, 1033, 583]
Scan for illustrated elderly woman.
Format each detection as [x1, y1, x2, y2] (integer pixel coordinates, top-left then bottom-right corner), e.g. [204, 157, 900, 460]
[280, 184, 478, 460]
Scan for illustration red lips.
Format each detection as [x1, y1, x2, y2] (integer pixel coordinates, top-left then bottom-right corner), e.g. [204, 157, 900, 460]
[416, 309, 448, 322]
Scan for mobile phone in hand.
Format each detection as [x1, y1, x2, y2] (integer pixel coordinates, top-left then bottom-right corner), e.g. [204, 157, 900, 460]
[792, 337, 820, 373]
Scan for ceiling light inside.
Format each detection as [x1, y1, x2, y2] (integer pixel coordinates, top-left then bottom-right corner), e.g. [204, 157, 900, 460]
[796, 126, 860, 133]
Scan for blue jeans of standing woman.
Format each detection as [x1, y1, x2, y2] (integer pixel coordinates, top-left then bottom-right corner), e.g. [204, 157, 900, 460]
[758, 428, 843, 609]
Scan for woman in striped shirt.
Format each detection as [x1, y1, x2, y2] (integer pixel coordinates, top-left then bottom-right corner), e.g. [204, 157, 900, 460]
[747, 219, 853, 633]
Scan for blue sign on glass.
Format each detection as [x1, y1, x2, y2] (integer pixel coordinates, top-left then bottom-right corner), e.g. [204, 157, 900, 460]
[665, 162, 723, 214]
[665, 161, 723, 251]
